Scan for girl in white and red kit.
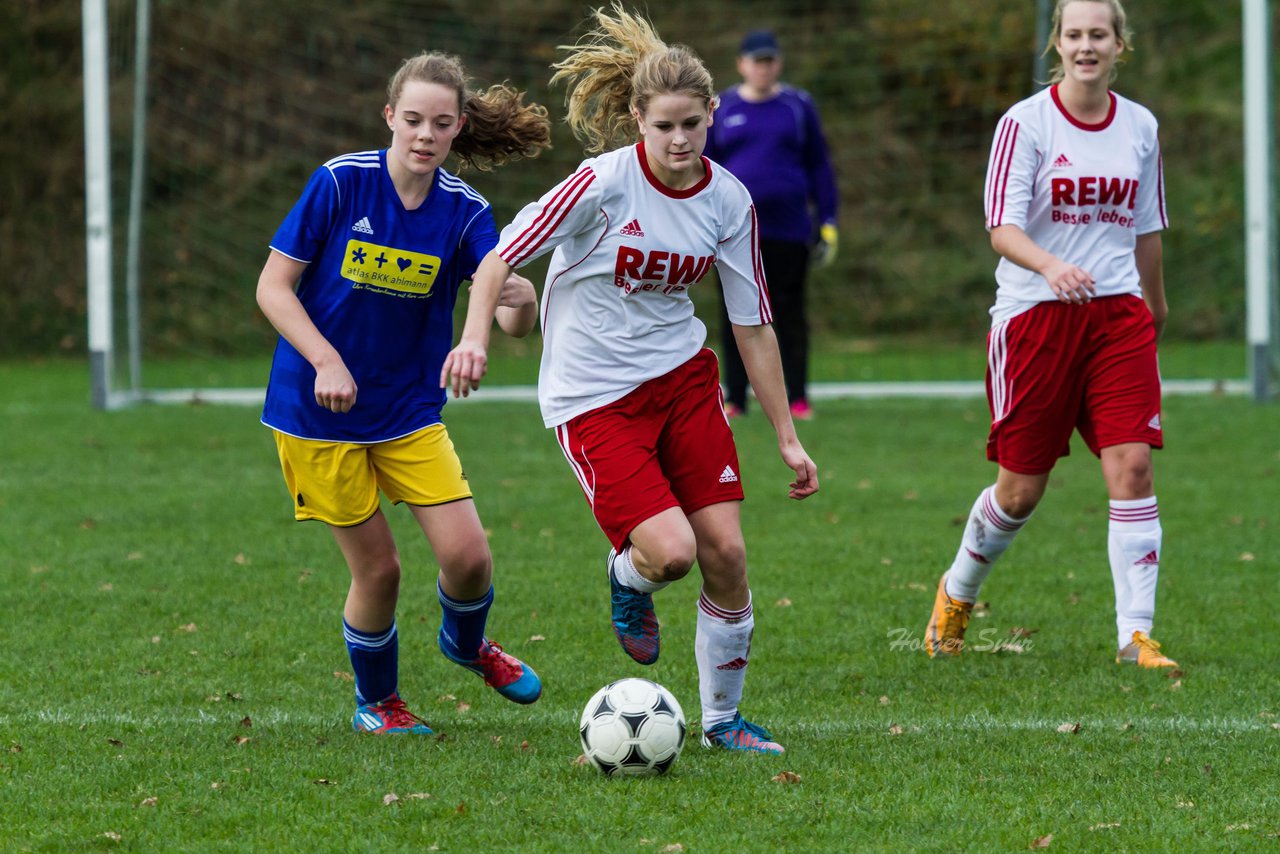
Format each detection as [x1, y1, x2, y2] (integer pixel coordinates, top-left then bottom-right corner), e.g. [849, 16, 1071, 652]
[925, 0, 1179, 669]
[443, 3, 819, 753]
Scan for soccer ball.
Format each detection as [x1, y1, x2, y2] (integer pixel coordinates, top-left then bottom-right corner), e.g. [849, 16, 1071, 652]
[579, 678, 686, 777]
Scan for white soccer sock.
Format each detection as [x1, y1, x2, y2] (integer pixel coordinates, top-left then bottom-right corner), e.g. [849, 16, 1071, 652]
[1108, 497, 1161, 650]
[944, 486, 1030, 602]
[695, 591, 753, 730]
[611, 545, 669, 594]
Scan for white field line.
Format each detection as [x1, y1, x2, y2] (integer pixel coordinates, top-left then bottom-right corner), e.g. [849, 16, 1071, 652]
[4, 709, 1276, 734]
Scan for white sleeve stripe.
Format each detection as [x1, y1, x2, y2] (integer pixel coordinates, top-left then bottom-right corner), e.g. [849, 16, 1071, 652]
[987, 118, 1019, 228]
[554, 423, 594, 503]
[501, 167, 596, 266]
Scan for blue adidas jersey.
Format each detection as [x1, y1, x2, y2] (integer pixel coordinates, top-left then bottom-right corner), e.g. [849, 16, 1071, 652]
[262, 149, 498, 442]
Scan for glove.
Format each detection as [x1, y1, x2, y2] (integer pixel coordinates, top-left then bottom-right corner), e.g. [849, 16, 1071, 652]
[813, 223, 838, 267]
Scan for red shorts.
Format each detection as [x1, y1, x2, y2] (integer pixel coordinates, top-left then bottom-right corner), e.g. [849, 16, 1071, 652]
[986, 295, 1163, 475]
[554, 348, 744, 549]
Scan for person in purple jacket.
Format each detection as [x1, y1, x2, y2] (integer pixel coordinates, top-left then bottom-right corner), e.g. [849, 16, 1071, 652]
[705, 29, 839, 421]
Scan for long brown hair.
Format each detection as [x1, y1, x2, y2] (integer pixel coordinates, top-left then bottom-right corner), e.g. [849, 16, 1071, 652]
[386, 51, 551, 171]
[550, 3, 716, 153]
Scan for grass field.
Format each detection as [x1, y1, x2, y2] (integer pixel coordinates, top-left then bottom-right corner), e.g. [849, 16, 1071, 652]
[1, 357, 1277, 851]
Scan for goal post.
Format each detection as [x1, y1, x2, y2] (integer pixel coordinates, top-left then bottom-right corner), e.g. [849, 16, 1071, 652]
[83, 0, 114, 410]
[82, 0, 1276, 408]
[1245, 0, 1278, 401]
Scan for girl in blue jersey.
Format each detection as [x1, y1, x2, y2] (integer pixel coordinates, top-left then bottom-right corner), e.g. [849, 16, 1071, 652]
[257, 52, 551, 734]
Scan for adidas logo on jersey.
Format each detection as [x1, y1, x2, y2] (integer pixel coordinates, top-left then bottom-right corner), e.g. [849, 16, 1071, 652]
[1052, 153, 1073, 169]
[620, 218, 645, 237]
[718, 465, 739, 484]
[351, 216, 374, 234]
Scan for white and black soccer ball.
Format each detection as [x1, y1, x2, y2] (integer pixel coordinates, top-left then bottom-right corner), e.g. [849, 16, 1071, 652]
[579, 678, 686, 777]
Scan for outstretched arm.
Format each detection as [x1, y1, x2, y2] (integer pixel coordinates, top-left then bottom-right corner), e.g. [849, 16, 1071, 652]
[731, 323, 819, 500]
[495, 271, 539, 339]
[256, 250, 357, 413]
[441, 249, 514, 397]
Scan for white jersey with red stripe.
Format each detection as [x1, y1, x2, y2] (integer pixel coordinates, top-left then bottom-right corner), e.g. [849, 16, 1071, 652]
[497, 141, 770, 427]
[984, 84, 1167, 324]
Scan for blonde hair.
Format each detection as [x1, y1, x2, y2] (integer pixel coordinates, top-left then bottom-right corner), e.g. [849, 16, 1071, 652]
[550, 3, 716, 153]
[386, 51, 551, 171]
[1043, 0, 1133, 84]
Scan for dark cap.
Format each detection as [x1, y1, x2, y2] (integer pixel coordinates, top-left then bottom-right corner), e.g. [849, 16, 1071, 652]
[740, 29, 780, 59]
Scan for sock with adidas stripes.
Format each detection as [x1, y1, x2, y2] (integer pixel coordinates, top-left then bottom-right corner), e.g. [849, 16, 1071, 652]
[944, 486, 1030, 603]
[438, 582, 493, 661]
[343, 618, 398, 706]
[695, 591, 753, 730]
[1108, 496, 1162, 649]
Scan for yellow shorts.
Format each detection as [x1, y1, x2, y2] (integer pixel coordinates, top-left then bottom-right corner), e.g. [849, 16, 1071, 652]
[272, 424, 472, 526]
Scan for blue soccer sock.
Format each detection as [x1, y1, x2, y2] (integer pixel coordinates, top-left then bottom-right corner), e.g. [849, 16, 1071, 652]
[343, 619, 398, 706]
[438, 582, 494, 661]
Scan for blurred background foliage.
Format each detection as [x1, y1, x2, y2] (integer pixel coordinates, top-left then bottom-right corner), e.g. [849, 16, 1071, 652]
[0, 0, 1268, 358]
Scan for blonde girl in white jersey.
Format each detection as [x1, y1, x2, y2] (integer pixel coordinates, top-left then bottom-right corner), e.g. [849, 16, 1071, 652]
[925, 0, 1179, 668]
[444, 3, 818, 754]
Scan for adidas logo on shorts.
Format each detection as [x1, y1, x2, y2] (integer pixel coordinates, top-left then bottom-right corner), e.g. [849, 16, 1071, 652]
[718, 465, 739, 484]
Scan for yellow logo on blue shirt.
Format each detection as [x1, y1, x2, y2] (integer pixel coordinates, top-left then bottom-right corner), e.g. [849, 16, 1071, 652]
[342, 239, 441, 296]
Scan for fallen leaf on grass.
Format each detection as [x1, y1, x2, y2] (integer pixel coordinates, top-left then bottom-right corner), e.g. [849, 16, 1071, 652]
[234, 553, 249, 565]
[231, 735, 251, 746]
[879, 696, 891, 706]
[405, 792, 431, 800]
[455, 802, 467, 815]
[1056, 722, 1081, 734]
[775, 598, 792, 607]
[1169, 680, 1182, 691]
[138, 797, 157, 808]
[1030, 834, 1053, 849]
[99, 583, 113, 592]
[8, 744, 20, 753]
[102, 832, 122, 841]
[520, 740, 531, 752]
[529, 635, 546, 642]
[239, 716, 252, 728]
[313, 779, 336, 786]
[1176, 798, 1194, 808]
[973, 602, 991, 618]
[1088, 822, 1120, 831]
[771, 771, 802, 784]
[107, 738, 124, 747]
[888, 724, 904, 736]
[1225, 823, 1252, 831]
[383, 793, 399, 806]
[456, 702, 471, 713]
[1239, 552, 1255, 562]
[178, 623, 198, 633]
[660, 845, 685, 853]
[333, 671, 354, 682]
[1167, 668, 1184, 679]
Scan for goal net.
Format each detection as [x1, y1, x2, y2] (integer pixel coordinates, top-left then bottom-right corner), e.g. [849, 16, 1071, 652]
[83, 0, 1275, 407]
